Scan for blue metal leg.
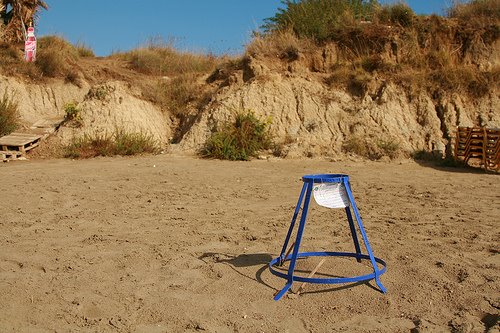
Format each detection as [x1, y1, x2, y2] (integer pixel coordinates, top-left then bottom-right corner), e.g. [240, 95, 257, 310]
[343, 179, 387, 294]
[274, 282, 293, 301]
[345, 206, 362, 263]
[278, 183, 307, 266]
[274, 182, 313, 301]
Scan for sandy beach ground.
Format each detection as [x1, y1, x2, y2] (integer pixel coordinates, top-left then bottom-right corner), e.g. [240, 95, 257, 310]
[0, 155, 498, 332]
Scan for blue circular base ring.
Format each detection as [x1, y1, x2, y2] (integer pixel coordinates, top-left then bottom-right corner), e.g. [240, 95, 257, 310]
[269, 251, 386, 284]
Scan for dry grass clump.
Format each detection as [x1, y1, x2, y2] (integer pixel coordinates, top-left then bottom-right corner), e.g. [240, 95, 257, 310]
[375, 2, 415, 27]
[114, 40, 219, 77]
[0, 35, 89, 80]
[64, 129, 160, 159]
[246, 30, 312, 60]
[342, 135, 403, 160]
[0, 41, 23, 66]
[75, 42, 95, 58]
[206, 56, 244, 84]
[448, 0, 500, 22]
[0, 41, 39, 78]
[0, 89, 19, 136]
[326, 66, 373, 97]
[143, 74, 212, 119]
[36, 36, 79, 77]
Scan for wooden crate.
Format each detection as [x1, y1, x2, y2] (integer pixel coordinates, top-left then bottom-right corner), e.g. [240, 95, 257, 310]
[455, 127, 500, 172]
[0, 133, 42, 153]
[1, 150, 24, 162]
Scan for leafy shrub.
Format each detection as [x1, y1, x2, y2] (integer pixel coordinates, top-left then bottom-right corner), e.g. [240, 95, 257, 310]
[202, 111, 272, 160]
[0, 90, 19, 136]
[64, 133, 113, 158]
[263, 0, 379, 41]
[85, 85, 115, 101]
[64, 102, 83, 127]
[113, 130, 160, 156]
[64, 129, 160, 159]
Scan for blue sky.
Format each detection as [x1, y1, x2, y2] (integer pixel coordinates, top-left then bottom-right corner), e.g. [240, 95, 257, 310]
[37, 0, 453, 57]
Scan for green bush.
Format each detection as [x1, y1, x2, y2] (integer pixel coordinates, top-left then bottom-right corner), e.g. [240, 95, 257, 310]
[202, 111, 272, 161]
[64, 129, 160, 159]
[85, 85, 115, 101]
[0, 90, 19, 136]
[113, 129, 160, 156]
[64, 102, 83, 127]
[263, 0, 379, 41]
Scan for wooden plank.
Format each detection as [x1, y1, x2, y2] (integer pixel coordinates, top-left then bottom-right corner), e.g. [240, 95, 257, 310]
[1, 150, 23, 162]
[0, 135, 34, 141]
[24, 140, 40, 152]
[0, 133, 42, 147]
[31, 117, 65, 129]
[0, 138, 33, 146]
[7, 132, 40, 137]
[2, 134, 41, 142]
[296, 258, 326, 295]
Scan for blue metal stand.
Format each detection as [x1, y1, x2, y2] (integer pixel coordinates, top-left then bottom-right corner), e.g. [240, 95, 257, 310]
[269, 174, 387, 301]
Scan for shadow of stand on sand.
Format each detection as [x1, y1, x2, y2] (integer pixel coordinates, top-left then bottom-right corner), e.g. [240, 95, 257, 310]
[198, 252, 378, 297]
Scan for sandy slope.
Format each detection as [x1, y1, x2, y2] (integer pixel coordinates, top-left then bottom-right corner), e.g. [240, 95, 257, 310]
[0, 155, 498, 333]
